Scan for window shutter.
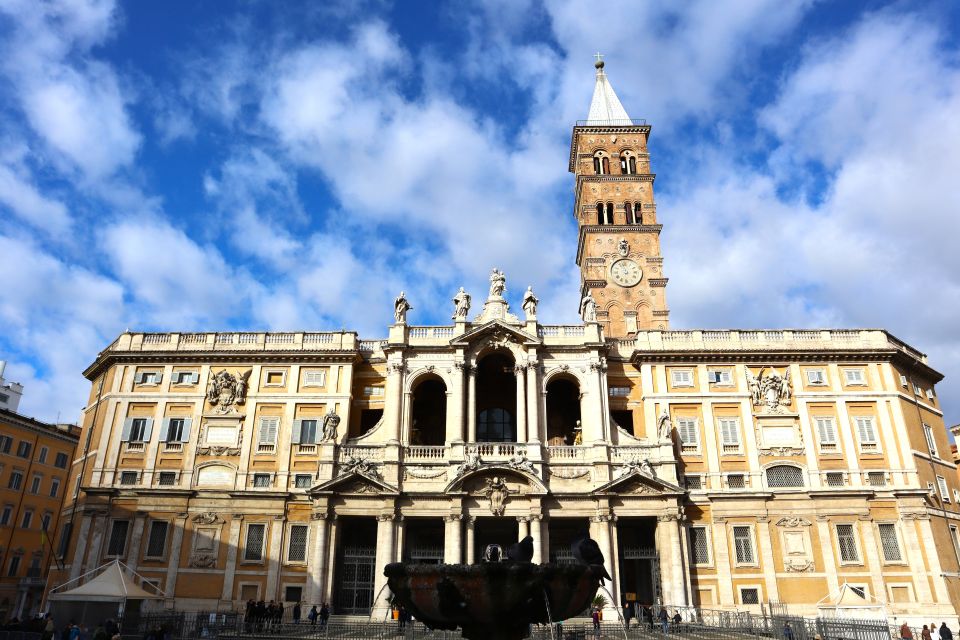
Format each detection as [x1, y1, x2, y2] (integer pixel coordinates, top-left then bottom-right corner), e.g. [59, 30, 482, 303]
[259, 418, 278, 444]
[856, 418, 875, 443]
[134, 372, 144, 385]
[142, 418, 154, 441]
[312, 421, 322, 444]
[159, 418, 171, 442]
[191, 372, 200, 385]
[720, 419, 739, 446]
[154, 372, 163, 383]
[291, 420, 302, 444]
[179, 418, 192, 442]
[120, 418, 133, 442]
[816, 418, 836, 444]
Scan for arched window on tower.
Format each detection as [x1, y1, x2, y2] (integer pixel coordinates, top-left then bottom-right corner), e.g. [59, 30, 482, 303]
[593, 151, 610, 175]
[596, 203, 604, 225]
[605, 202, 614, 225]
[621, 151, 638, 175]
[624, 202, 637, 225]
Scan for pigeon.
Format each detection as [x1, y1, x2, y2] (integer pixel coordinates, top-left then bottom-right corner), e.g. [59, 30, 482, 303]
[572, 533, 613, 584]
[506, 536, 534, 562]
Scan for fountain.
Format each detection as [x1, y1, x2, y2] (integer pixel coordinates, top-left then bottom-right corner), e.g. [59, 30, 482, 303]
[383, 559, 604, 640]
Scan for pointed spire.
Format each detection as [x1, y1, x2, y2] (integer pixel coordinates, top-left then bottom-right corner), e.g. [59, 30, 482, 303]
[587, 54, 631, 124]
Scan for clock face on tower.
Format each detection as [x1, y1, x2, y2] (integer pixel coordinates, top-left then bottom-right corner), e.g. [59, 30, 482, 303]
[610, 259, 643, 287]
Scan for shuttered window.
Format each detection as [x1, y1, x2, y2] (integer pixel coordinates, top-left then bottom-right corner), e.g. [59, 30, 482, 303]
[719, 418, 740, 453]
[244, 524, 266, 561]
[836, 524, 859, 562]
[258, 417, 279, 452]
[287, 525, 308, 562]
[671, 370, 693, 387]
[146, 521, 168, 558]
[733, 526, 755, 564]
[303, 371, 326, 387]
[923, 424, 938, 457]
[937, 476, 950, 503]
[676, 418, 699, 451]
[877, 524, 901, 562]
[854, 417, 877, 451]
[815, 417, 838, 452]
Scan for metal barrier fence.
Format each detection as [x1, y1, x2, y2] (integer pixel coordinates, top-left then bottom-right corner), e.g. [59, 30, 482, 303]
[0, 632, 42, 640]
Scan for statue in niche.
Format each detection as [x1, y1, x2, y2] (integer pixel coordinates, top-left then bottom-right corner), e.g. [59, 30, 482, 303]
[745, 366, 793, 413]
[657, 410, 672, 440]
[452, 287, 471, 319]
[206, 369, 251, 413]
[394, 291, 412, 324]
[482, 476, 517, 516]
[319, 411, 341, 442]
[579, 291, 598, 322]
[489, 268, 506, 298]
[522, 286, 539, 319]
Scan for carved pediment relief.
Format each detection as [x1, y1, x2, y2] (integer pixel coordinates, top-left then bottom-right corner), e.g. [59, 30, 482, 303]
[776, 516, 812, 528]
[444, 464, 548, 496]
[592, 468, 681, 496]
[313, 469, 399, 496]
[450, 320, 540, 350]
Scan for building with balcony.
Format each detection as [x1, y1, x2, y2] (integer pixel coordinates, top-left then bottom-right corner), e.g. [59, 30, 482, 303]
[46, 61, 959, 623]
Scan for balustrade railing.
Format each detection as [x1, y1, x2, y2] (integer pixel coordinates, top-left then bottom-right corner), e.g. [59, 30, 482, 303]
[404, 445, 447, 461]
[610, 445, 657, 462]
[338, 445, 385, 461]
[546, 446, 585, 461]
[466, 443, 526, 458]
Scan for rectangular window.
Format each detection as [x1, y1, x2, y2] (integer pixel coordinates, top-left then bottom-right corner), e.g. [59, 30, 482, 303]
[258, 417, 279, 452]
[854, 417, 878, 451]
[844, 368, 866, 385]
[146, 521, 168, 558]
[172, 370, 197, 385]
[950, 526, 960, 564]
[363, 386, 385, 396]
[926, 389, 935, 400]
[867, 472, 886, 487]
[119, 471, 138, 485]
[54, 452, 68, 468]
[913, 384, 922, 396]
[671, 370, 694, 387]
[294, 474, 312, 489]
[253, 473, 271, 488]
[806, 369, 826, 385]
[284, 586, 303, 603]
[740, 588, 760, 605]
[923, 424, 938, 457]
[16, 441, 31, 458]
[57, 522, 73, 558]
[38, 447, 48, 464]
[129, 418, 148, 442]
[0, 436, 11, 453]
[288, 524, 308, 562]
[158, 472, 177, 486]
[8, 471, 22, 490]
[727, 474, 746, 489]
[299, 420, 318, 444]
[303, 371, 326, 387]
[264, 371, 286, 386]
[708, 369, 732, 385]
[836, 524, 860, 563]
[21, 510, 33, 529]
[137, 371, 159, 385]
[41, 513, 51, 531]
[719, 418, 741, 453]
[684, 475, 703, 490]
[689, 527, 710, 565]
[0, 505, 11, 525]
[166, 418, 186, 442]
[937, 476, 950, 503]
[608, 386, 630, 397]
[676, 418, 699, 451]
[8, 556, 20, 577]
[244, 523, 266, 561]
[825, 472, 845, 487]
[878, 524, 902, 562]
[107, 520, 130, 556]
[815, 417, 838, 452]
[733, 526, 755, 564]
[29, 475, 41, 494]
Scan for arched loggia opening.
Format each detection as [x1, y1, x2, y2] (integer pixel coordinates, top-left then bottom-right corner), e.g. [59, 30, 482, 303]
[546, 377, 581, 445]
[410, 376, 446, 445]
[476, 351, 516, 442]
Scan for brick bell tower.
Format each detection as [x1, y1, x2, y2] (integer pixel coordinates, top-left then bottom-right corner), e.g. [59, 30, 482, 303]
[570, 56, 669, 337]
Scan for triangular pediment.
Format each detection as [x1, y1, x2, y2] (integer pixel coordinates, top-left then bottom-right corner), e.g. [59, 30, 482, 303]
[450, 320, 540, 348]
[311, 470, 398, 496]
[592, 469, 682, 496]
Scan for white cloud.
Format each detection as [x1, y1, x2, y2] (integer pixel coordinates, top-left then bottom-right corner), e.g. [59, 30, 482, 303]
[0, 162, 71, 235]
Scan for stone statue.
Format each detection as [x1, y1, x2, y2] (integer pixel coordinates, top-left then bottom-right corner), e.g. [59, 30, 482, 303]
[507, 452, 536, 475]
[573, 419, 583, 445]
[455, 452, 483, 477]
[745, 366, 793, 413]
[639, 458, 656, 477]
[489, 268, 506, 298]
[320, 411, 341, 442]
[483, 476, 515, 516]
[521, 286, 538, 319]
[579, 291, 597, 322]
[452, 287, 471, 320]
[618, 238, 629, 256]
[394, 291, 412, 324]
[206, 369, 252, 413]
[657, 410, 672, 440]
[342, 454, 381, 479]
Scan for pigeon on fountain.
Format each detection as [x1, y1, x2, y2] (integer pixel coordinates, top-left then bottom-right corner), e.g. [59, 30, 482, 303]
[572, 533, 612, 584]
[506, 536, 534, 562]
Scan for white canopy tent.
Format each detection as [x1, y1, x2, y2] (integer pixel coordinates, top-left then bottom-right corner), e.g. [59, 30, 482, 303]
[816, 583, 888, 620]
[48, 560, 165, 625]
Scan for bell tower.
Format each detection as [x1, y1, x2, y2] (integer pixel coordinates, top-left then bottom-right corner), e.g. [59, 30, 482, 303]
[570, 56, 669, 337]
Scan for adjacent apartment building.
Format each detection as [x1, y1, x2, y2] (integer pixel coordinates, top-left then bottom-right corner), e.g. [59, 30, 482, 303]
[46, 61, 959, 623]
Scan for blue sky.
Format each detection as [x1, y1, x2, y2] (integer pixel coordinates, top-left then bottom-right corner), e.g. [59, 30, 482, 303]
[1, 0, 960, 428]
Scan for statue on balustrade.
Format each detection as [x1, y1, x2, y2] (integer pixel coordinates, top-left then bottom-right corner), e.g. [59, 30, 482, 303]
[489, 268, 506, 298]
[394, 291, 412, 324]
[579, 291, 597, 323]
[320, 411, 341, 442]
[452, 287, 471, 320]
[657, 410, 672, 440]
[522, 286, 539, 319]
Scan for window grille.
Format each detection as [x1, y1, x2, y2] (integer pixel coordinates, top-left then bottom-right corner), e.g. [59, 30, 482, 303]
[825, 472, 845, 487]
[119, 471, 138, 485]
[107, 520, 130, 556]
[158, 472, 176, 486]
[719, 418, 740, 453]
[740, 588, 760, 605]
[766, 465, 803, 488]
[878, 524, 901, 562]
[867, 472, 886, 487]
[815, 417, 838, 451]
[727, 474, 746, 489]
[836, 524, 859, 562]
[288, 525, 308, 562]
[689, 527, 710, 564]
[733, 526, 755, 564]
[253, 474, 271, 488]
[684, 475, 703, 490]
[244, 524, 266, 561]
[146, 521, 168, 557]
[295, 474, 313, 488]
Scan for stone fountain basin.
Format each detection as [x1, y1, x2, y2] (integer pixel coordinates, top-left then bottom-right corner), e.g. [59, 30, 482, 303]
[384, 562, 602, 640]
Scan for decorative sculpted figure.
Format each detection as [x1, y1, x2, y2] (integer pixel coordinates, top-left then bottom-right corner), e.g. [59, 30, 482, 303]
[320, 411, 341, 442]
[507, 452, 536, 475]
[745, 366, 793, 413]
[452, 287, 471, 320]
[483, 476, 515, 516]
[573, 419, 583, 446]
[521, 286, 539, 319]
[342, 454, 381, 479]
[657, 410, 672, 440]
[639, 458, 656, 477]
[206, 369, 252, 413]
[489, 268, 506, 298]
[394, 291, 412, 324]
[456, 452, 483, 477]
[579, 291, 598, 322]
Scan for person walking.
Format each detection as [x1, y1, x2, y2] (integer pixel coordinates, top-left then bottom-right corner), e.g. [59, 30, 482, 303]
[922, 625, 932, 640]
[941, 623, 954, 640]
[659, 607, 670, 634]
[319, 602, 329, 628]
[623, 603, 633, 629]
[307, 605, 317, 625]
[902, 622, 914, 640]
[292, 602, 301, 625]
[592, 608, 601, 638]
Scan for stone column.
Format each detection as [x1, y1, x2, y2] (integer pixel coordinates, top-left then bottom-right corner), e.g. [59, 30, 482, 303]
[385, 360, 404, 442]
[372, 514, 396, 616]
[899, 516, 932, 603]
[657, 514, 686, 606]
[755, 516, 780, 601]
[125, 514, 147, 572]
[447, 363, 465, 443]
[305, 513, 328, 606]
[465, 517, 476, 565]
[444, 514, 462, 564]
[69, 513, 94, 580]
[858, 518, 886, 601]
[467, 368, 477, 442]
[266, 516, 286, 601]
[85, 512, 108, 573]
[164, 513, 189, 599]
[515, 366, 527, 443]
[915, 516, 950, 602]
[585, 369, 604, 443]
[530, 516, 543, 564]
[815, 516, 839, 594]
[711, 518, 735, 606]
[323, 516, 339, 603]
[591, 514, 618, 612]
[401, 391, 412, 443]
[220, 516, 244, 602]
[526, 360, 540, 443]
[517, 516, 530, 540]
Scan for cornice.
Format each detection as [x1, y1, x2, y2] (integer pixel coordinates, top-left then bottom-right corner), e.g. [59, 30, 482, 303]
[569, 125, 652, 172]
[0, 408, 80, 444]
[576, 225, 663, 266]
[84, 350, 361, 380]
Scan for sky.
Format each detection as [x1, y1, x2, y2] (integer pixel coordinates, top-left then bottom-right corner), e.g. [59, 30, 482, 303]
[1, 0, 959, 428]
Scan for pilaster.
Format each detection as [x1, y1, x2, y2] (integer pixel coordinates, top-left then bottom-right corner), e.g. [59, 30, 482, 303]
[220, 515, 243, 602]
[165, 513, 189, 598]
[305, 512, 328, 606]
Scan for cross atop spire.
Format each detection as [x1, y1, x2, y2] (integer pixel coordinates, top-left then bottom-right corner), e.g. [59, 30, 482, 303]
[587, 56, 630, 123]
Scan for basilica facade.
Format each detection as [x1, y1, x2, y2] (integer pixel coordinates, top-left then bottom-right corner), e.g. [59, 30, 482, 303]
[46, 62, 960, 623]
